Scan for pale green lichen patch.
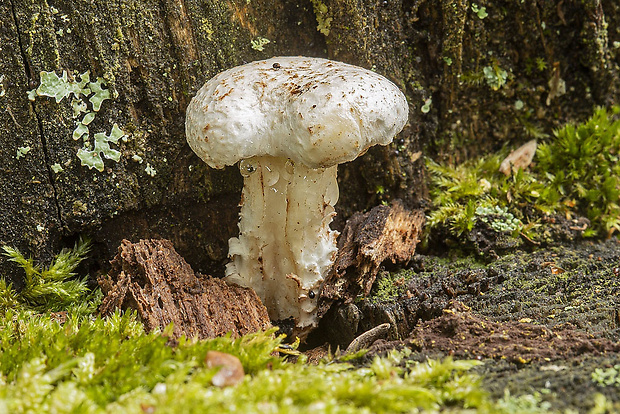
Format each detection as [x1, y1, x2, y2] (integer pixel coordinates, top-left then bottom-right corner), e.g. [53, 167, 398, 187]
[421, 97, 432, 114]
[250, 37, 270, 51]
[475, 205, 522, 234]
[144, 163, 157, 177]
[88, 78, 113, 112]
[51, 163, 64, 173]
[29, 70, 126, 172]
[16, 146, 31, 159]
[77, 124, 125, 172]
[483, 63, 509, 90]
[471, 3, 488, 20]
[82, 112, 96, 125]
[72, 123, 89, 141]
[71, 98, 87, 117]
[33, 70, 90, 103]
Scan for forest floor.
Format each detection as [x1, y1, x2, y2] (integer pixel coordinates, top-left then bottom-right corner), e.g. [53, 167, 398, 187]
[314, 238, 620, 412]
[3, 230, 618, 412]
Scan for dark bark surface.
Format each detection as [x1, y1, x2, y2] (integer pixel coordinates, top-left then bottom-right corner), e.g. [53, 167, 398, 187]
[0, 0, 327, 280]
[1, 0, 619, 284]
[315, 238, 620, 348]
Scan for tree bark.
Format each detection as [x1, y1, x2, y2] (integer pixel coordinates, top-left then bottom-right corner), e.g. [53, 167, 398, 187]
[0, 0, 327, 280]
[1, 0, 618, 282]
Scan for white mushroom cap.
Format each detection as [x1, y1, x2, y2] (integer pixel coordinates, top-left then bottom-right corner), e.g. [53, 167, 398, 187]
[186, 56, 408, 169]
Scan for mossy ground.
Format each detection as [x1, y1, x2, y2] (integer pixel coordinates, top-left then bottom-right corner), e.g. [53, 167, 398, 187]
[0, 241, 532, 413]
[359, 238, 620, 413]
[0, 309, 512, 413]
[4, 239, 619, 413]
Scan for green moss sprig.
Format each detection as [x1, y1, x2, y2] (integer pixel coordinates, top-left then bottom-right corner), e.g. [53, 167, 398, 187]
[426, 106, 620, 247]
[1, 238, 99, 315]
[426, 155, 545, 238]
[536, 106, 620, 235]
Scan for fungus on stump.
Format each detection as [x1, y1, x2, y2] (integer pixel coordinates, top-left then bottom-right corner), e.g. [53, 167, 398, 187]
[186, 57, 408, 336]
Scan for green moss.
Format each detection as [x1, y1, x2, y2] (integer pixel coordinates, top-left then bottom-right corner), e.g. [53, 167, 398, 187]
[426, 153, 537, 239]
[0, 307, 514, 413]
[592, 365, 620, 388]
[536, 106, 620, 235]
[471, 4, 488, 20]
[0, 238, 100, 315]
[426, 105, 620, 246]
[368, 271, 411, 303]
[309, 0, 332, 36]
[483, 62, 509, 90]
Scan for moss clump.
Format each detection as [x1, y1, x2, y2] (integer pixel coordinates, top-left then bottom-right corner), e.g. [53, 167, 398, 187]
[368, 271, 411, 303]
[537, 106, 620, 235]
[426, 154, 541, 239]
[309, 0, 332, 36]
[427, 106, 620, 248]
[1, 238, 100, 315]
[592, 364, 620, 388]
[0, 307, 511, 413]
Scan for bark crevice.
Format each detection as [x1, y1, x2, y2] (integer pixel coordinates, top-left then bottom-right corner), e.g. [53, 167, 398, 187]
[9, 0, 65, 230]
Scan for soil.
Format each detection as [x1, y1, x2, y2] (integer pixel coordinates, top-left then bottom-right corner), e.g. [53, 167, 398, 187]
[310, 238, 620, 412]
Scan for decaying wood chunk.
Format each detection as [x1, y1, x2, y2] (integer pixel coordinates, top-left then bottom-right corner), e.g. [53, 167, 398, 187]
[318, 200, 425, 316]
[98, 239, 271, 339]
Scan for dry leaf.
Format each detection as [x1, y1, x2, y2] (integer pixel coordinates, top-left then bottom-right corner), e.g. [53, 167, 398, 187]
[205, 351, 245, 387]
[499, 140, 537, 175]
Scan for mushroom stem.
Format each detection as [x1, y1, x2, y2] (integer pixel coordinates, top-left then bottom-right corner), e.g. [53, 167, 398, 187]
[225, 155, 339, 329]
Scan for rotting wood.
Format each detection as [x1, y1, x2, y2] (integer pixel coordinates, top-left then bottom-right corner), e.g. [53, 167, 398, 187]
[98, 239, 271, 339]
[318, 200, 425, 317]
[345, 322, 391, 353]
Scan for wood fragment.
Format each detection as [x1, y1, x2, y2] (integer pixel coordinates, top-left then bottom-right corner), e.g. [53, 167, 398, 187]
[98, 239, 271, 339]
[346, 323, 391, 353]
[318, 200, 425, 316]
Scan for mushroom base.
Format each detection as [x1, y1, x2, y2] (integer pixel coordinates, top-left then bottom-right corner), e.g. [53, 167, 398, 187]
[225, 156, 339, 332]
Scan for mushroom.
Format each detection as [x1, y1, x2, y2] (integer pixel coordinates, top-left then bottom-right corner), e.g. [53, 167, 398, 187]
[185, 56, 408, 335]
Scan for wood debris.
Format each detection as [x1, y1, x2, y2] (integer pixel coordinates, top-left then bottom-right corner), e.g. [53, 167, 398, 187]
[499, 139, 537, 175]
[98, 239, 271, 339]
[318, 200, 425, 316]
